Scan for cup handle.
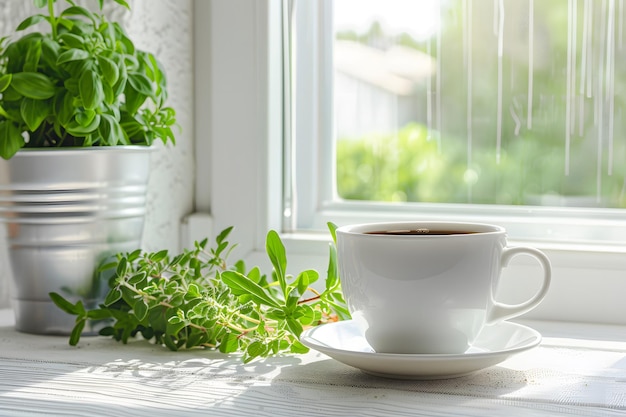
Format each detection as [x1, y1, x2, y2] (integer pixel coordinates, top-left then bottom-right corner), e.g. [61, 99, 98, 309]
[486, 246, 552, 324]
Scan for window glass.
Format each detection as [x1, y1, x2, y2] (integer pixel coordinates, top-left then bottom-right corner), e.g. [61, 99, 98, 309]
[333, 0, 626, 209]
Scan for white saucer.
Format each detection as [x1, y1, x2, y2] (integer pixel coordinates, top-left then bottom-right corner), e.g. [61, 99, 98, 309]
[300, 320, 541, 380]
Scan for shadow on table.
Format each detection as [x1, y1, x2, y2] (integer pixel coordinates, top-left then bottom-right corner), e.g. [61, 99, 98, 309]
[275, 357, 530, 398]
[0, 322, 303, 394]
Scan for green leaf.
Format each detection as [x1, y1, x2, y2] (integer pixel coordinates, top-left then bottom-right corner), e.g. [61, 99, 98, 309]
[245, 341, 267, 362]
[247, 266, 262, 284]
[75, 300, 87, 315]
[127, 272, 147, 285]
[33, 0, 47, 8]
[114, 23, 135, 54]
[266, 230, 287, 293]
[285, 317, 303, 338]
[20, 97, 49, 131]
[149, 249, 169, 263]
[296, 276, 309, 298]
[75, 108, 96, 127]
[296, 270, 318, 295]
[69, 319, 86, 346]
[128, 73, 154, 97]
[39, 40, 60, 74]
[99, 113, 128, 145]
[57, 17, 74, 31]
[79, 70, 104, 110]
[0, 74, 12, 93]
[97, 56, 120, 86]
[113, 0, 131, 9]
[99, 327, 115, 337]
[112, 63, 127, 96]
[0, 104, 12, 120]
[0, 120, 25, 160]
[327, 222, 338, 244]
[133, 300, 148, 321]
[54, 90, 74, 125]
[23, 38, 42, 73]
[325, 243, 338, 291]
[60, 6, 97, 23]
[266, 308, 286, 321]
[218, 332, 239, 354]
[58, 33, 86, 49]
[16, 14, 46, 31]
[103, 288, 122, 306]
[57, 48, 90, 65]
[86, 309, 112, 320]
[124, 87, 146, 115]
[221, 271, 281, 308]
[186, 283, 201, 299]
[65, 114, 101, 135]
[216, 226, 234, 245]
[102, 82, 115, 106]
[290, 340, 309, 354]
[294, 304, 316, 325]
[163, 335, 179, 351]
[10, 72, 56, 100]
[49, 292, 80, 315]
[285, 290, 300, 312]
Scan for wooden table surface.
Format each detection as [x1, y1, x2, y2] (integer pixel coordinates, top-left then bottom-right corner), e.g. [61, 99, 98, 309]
[0, 309, 625, 416]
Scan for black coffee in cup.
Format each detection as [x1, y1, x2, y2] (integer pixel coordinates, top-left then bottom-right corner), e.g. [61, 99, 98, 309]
[366, 229, 479, 236]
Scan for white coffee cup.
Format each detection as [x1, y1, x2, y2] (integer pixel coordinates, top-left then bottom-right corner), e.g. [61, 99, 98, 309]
[336, 221, 551, 354]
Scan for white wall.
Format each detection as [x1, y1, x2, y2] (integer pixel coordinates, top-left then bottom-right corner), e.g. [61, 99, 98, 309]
[0, 0, 195, 308]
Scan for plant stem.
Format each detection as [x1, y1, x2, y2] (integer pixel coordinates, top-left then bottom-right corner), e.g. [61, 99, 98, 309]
[48, 0, 58, 40]
[298, 287, 322, 304]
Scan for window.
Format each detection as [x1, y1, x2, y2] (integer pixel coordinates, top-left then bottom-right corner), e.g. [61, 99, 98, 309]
[288, 0, 626, 249]
[201, 0, 626, 325]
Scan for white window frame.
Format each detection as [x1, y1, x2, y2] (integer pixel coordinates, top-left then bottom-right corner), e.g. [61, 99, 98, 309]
[195, 0, 626, 326]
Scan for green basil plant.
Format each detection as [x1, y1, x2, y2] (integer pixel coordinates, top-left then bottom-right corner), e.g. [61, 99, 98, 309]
[0, 0, 176, 159]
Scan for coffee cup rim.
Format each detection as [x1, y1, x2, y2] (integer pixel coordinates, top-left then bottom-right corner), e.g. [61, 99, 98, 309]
[336, 221, 506, 237]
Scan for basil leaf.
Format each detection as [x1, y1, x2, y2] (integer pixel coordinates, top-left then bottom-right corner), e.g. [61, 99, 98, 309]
[0, 120, 25, 160]
[99, 113, 128, 145]
[57, 48, 90, 65]
[54, 90, 74, 125]
[60, 6, 97, 23]
[75, 108, 96, 127]
[65, 114, 100, 135]
[58, 33, 85, 49]
[23, 38, 42, 72]
[10, 72, 55, 100]
[113, 0, 131, 9]
[97, 56, 120, 86]
[20, 97, 49, 131]
[16, 14, 46, 31]
[79, 70, 104, 110]
[0, 74, 12, 93]
[128, 73, 154, 97]
[123, 87, 146, 115]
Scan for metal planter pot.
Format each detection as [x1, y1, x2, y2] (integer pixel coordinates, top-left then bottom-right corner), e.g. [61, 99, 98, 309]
[0, 147, 151, 335]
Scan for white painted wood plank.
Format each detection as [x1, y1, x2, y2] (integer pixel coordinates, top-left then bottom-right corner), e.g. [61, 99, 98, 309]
[0, 311, 624, 416]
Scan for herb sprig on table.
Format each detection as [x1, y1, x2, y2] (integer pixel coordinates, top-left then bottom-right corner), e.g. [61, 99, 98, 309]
[50, 224, 349, 363]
